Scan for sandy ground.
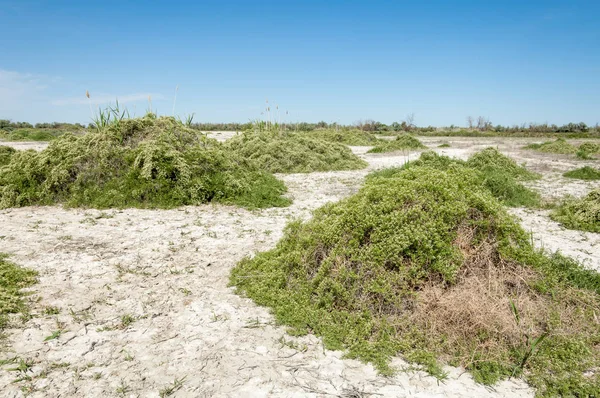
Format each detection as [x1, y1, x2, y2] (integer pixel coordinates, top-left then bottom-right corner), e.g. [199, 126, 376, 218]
[0, 136, 599, 397]
[0, 141, 49, 151]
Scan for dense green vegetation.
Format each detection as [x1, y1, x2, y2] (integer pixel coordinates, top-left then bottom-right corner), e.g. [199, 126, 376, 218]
[0, 129, 72, 142]
[525, 138, 577, 154]
[563, 166, 600, 180]
[0, 114, 290, 209]
[551, 189, 600, 233]
[525, 139, 600, 158]
[225, 131, 367, 173]
[367, 134, 426, 153]
[374, 149, 541, 208]
[0, 146, 16, 166]
[301, 129, 381, 146]
[231, 161, 600, 396]
[0, 254, 37, 332]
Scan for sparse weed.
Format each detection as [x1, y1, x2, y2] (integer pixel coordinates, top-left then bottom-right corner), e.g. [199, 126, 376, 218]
[159, 376, 186, 397]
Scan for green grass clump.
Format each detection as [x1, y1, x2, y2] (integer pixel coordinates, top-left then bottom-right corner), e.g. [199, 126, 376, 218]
[302, 129, 381, 146]
[0, 146, 16, 166]
[367, 134, 426, 153]
[524, 138, 577, 154]
[0, 129, 67, 142]
[231, 165, 600, 395]
[577, 142, 600, 154]
[0, 254, 37, 330]
[563, 166, 600, 180]
[464, 148, 541, 207]
[225, 131, 367, 173]
[438, 143, 451, 148]
[551, 189, 600, 232]
[466, 147, 540, 180]
[0, 114, 290, 209]
[576, 142, 600, 159]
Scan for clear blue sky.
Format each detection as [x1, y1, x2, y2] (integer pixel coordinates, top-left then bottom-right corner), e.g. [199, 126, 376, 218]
[0, 0, 598, 126]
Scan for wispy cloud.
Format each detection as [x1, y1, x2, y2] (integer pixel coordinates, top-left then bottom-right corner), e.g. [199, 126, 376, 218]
[0, 69, 49, 101]
[51, 93, 165, 106]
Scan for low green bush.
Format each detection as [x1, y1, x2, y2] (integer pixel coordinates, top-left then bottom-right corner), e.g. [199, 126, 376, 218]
[577, 142, 600, 154]
[367, 134, 426, 153]
[563, 166, 600, 180]
[525, 138, 577, 154]
[225, 131, 367, 173]
[551, 189, 600, 232]
[231, 165, 600, 395]
[0, 145, 16, 166]
[576, 142, 600, 159]
[373, 150, 541, 208]
[302, 129, 381, 146]
[0, 114, 290, 209]
[0, 129, 68, 142]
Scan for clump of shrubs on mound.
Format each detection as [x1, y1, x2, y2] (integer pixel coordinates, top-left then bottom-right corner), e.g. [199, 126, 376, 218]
[225, 131, 367, 173]
[0, 145, 16, 166]
[0, 114, 290, 209]
[551, 189, 600, 233]
[525, 138, 600, 159]
[301, 129, 381, 146]
[576, 142, 600, 159]
[563, 166, 600, 180]
[524, 138, 577, 154]
[367, 134, 426, 153]
[372, 149, 541, 208]
[231, 163, 600, 396]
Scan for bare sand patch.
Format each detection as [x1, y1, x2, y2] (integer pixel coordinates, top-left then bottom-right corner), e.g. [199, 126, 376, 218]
[2, 137, 598, 397]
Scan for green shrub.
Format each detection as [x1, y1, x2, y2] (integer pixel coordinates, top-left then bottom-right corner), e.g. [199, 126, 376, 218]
[576, 142, 600, 159]
[367, 134, 426, 153]
[302, 129, 381, 146]
[563, 166, 600, 180]
[0, 114, 290, 209]
[0, 254, 37, 329]
[0, 145, 16, 166]
[577, 142, 600, 154]
[231, 165, 600, 395]
[374, 150, 541, 208]
[466, 147, 540, 180]
[0, 129, 67, 142]
[524, 138, 577, 154]
[225, 131, 367, 173]
[551, 189, 600, 232]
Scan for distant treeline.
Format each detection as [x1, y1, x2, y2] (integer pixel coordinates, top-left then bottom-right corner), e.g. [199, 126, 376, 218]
[1, 118, 598, 137]
[0, 120, 86, 131]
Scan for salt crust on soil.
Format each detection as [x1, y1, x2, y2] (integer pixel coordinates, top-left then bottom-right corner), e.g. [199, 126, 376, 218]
[1, 135, 598, 397]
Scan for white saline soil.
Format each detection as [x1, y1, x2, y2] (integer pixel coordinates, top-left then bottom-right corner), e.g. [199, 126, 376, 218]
[1, 136, 598, 397]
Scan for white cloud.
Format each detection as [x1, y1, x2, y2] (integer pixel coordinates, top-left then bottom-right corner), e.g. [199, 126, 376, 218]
[51, 93, 165, 106]
[0, 69, 49, 104]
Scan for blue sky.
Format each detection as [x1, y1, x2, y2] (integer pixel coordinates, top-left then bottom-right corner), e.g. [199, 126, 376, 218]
[0, 0, 598, 126]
